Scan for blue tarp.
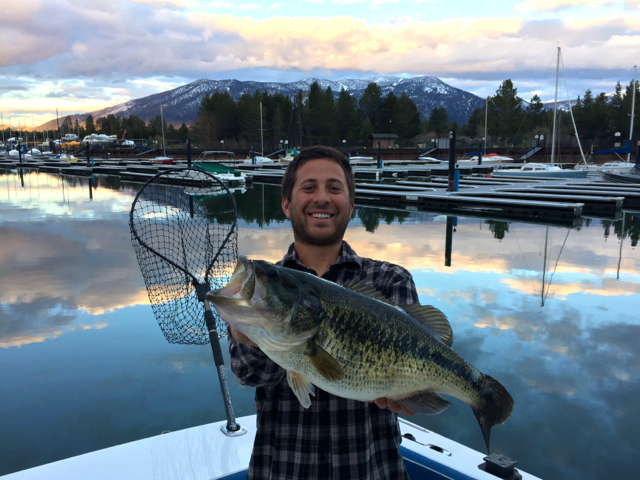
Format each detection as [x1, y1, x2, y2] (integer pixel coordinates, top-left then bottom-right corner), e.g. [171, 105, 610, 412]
[593, 141, 631, 156]
[465, 149, 486, 156]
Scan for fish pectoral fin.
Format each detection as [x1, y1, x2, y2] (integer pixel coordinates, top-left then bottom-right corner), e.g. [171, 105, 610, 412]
[286, 370, 315, 408]
[305, 340, 344, 381]
[402, 304, 453, 347]
[394, 390, 451, 415]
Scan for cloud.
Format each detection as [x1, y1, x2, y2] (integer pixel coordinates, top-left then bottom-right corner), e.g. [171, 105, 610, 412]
[132, 0, 189, 8]
[515, 0, 617, 11]
[209, 0, 262, 8]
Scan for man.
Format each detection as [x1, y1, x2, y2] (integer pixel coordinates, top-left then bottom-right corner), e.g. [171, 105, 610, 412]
[228, 145, 419, 479]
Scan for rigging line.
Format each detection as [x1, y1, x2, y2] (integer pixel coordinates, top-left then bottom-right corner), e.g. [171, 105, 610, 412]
[512, 226, 537, 294]
[544, 228, 571, 303]
[559, 52, 587, 165]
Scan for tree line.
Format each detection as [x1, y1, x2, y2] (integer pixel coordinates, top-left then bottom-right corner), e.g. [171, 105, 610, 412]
[460, 79, 639, 151]
[24, 77, 637, 153]
[191, 81, 423, 151]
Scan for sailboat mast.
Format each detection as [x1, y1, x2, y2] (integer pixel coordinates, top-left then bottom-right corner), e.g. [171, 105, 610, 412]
[161, 105, 166, 157]
[628, 65, 637, 163]
[551, 46, 561, 166]
[484, 96, 488, 153]
[260, 101, 264, 157]
[1, 113, 4, 147]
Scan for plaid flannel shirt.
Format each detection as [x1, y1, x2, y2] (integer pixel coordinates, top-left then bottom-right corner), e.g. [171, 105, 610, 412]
[229, 241, 419, 480]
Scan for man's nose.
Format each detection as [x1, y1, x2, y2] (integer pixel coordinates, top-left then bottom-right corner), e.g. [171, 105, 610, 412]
[313, 187, 331, 204]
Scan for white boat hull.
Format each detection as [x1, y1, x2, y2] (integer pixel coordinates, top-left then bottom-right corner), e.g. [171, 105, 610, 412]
[2, 415, 541, 480]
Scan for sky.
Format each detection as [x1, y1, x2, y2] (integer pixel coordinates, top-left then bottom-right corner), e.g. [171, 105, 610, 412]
[1, 0, 639, 129]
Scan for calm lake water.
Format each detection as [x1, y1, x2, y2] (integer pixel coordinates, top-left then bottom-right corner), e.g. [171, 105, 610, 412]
[1, 169, 639, 479]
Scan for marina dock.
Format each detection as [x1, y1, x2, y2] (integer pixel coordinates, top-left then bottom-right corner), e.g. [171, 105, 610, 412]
[1, 156, 637, 224]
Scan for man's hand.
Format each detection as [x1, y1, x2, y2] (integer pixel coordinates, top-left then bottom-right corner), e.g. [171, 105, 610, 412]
[229, 325, 259, 348]
[373, 397, 415, 417]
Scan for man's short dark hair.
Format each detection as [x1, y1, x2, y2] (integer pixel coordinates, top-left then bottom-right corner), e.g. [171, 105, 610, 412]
[281, 146, 355, 202]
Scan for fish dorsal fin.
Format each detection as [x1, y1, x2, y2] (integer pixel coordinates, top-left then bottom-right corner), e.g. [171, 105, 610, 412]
[305, 340, 344, 381]
[403, 304, 453, 347]
[342, 279, 393, 305]
[342, 279, 453, 347]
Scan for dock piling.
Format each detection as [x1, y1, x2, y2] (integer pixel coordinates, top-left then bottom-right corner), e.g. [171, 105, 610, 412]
[448, 130, 457, 192]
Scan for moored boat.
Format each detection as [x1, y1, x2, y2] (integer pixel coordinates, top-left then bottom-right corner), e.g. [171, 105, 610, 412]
[599, 164, 640, 183]
[193, 162, 247, 184]
[149, 156, 174, 165]
[492, 163, 589, 178]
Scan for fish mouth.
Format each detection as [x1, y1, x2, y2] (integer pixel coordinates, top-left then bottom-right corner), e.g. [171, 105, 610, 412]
[207, 255, 255, 304]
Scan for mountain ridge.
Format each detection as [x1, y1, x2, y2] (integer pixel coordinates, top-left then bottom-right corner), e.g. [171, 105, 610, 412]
[38, 75, 486, 131]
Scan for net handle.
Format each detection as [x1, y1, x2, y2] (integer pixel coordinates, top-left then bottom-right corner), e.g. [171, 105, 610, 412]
[128, 167, 239, 286]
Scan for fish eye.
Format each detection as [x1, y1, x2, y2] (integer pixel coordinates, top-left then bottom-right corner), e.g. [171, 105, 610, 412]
[267, 269, 278, 280]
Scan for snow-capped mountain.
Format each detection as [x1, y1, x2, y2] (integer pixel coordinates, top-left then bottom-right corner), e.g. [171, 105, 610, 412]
[41, 75, 487, 129]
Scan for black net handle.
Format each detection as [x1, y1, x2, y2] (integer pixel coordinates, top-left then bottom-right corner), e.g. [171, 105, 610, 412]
[129, 167, 239, 286]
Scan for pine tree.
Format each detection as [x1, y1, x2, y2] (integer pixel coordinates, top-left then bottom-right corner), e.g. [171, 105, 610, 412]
[393, 93, 422, 145]
[427, 107, 449, 137]
[463, 108, 484, 138]
[85, 115, 95, 135]
[307, 82, 337, 144]
[380, 92, 398, 132]
[358, 83, 383, 131]
[490, 79, 524, 146]
[336, 88, 359, 142]
[527, 95, 545, 131]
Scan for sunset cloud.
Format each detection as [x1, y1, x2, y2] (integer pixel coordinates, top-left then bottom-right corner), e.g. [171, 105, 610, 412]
[1, 0, 639, 126]
[515, 0, 617, 11]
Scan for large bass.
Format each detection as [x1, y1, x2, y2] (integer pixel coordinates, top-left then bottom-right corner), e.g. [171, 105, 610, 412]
[208, 256, 513, 451]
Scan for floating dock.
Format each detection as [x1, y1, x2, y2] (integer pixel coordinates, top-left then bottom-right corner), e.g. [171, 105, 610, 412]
[1, 157, 635, 223]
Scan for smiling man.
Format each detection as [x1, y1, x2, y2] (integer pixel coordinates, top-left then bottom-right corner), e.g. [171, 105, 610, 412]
[227, 146, 419, 479]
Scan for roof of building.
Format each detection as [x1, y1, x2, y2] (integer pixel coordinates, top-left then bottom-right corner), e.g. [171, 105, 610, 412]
[369, 133, 399, 139]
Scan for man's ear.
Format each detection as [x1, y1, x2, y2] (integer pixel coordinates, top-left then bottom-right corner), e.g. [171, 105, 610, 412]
[282, 197, 291, 219]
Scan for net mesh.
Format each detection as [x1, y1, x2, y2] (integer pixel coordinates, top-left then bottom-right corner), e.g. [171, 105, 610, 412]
[129, 169, 238, 344]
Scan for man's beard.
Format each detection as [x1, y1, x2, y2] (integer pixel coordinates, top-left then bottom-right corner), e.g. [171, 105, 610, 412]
[290, 214, 350, 247]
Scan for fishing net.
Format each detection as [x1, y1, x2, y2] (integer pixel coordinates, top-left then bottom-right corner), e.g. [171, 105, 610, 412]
[129, 168, 238, 344]
[129, 168, 243, 434]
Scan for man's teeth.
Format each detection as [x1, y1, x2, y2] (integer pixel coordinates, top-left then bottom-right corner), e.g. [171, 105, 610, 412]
[312, 213, 331, 218]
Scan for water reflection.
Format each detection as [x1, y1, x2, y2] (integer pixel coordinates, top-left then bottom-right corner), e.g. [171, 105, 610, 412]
[0, 171, 639, 480]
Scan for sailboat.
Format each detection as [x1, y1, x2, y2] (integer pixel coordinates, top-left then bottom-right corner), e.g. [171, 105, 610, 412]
[493, 47, 588, 178]
[150, 105, 174, 164]
[581, 64, 638, 176]
[241, 102, 276, 164]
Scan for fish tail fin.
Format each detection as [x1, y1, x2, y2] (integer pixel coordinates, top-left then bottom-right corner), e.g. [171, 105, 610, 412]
[471, 374, 514, 454]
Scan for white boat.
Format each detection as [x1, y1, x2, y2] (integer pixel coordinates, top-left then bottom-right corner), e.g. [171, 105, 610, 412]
[417, 156, 445, 164]
[418, 154, 513, 168]
[458, 154, 513, 167]
[348, 151, 374, 164]
[492, 162, 588, 178]
[1, 413, 540, 480]
[175, 164, 247, 185]
[82, 134, 114, 145]
[241, 155, 276, 164]
[575, 160, 636, 174]
[279, 148, 300, 164]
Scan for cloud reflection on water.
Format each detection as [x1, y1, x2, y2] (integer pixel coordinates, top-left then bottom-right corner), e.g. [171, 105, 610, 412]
[1, 176, 639, 479]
